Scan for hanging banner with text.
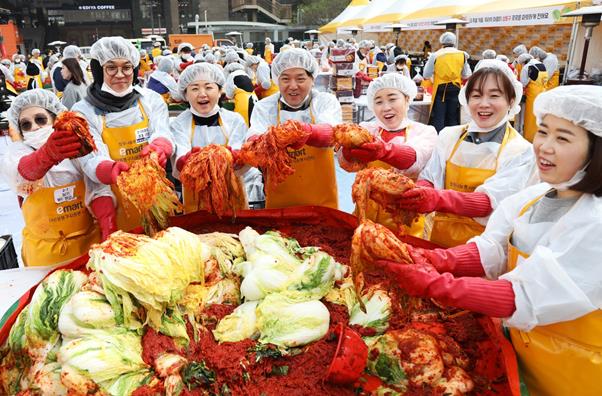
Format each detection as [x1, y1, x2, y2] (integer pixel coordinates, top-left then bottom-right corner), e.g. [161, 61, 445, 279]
[465, 4, 577, 28]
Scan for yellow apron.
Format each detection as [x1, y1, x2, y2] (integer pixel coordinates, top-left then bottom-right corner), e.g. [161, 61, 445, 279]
[429, 51, 465, 116]
[545, 70, 559, 90]
[507, 196, 602, 396]
[257, 80, 279, 100]
[430, 125, 515, 248]
[182, 116, 229, 214]
[233, 87, 256, 127]
[523, 65, 548, 143]
[264, 48, 273, 64]
[514, 63, 523, 80]
[246, 48, 254, 55]
[151, 47, 162, 59]
[265, 102, 338, 210]
[139, 59, 151, 77]
[360, 127, 426, 238]
[101, 101, 150, 232]
[21, 180, 100, 267]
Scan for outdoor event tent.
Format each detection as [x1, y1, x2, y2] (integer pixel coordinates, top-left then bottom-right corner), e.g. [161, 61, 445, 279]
[336, 0, 399, 32]
[320, 0, 372, 33]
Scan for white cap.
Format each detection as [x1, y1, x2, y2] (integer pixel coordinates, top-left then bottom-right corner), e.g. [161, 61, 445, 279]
[8, 89, 66, 130]
[517, 53, 533, 65]
[205, 53, 216, 63]
[534, 85, 602, 137]
[90, 36, 140, 67]
[482, 49, 496, 59]
[224, 51, 240, 64]
[496, 54, 509, 63]
[271, 48, 318, 80]
[439, 32, 456, 46]
[31, 48, 40, 56]
[245, 55, 260, 67]
[177, 42, 194, 53]
[366, 73, 418, 112]
[139, 49, 147, 56]
[63, 45, 82, 59]
[178, 62, 226, 99]
[459, 59, 523, 117]
[162, 49, 172, 56]
[529, 46, 548, 60]
[513, 44, 527, 56]
[153, 41, 161, 47]
[246, 43, 253, 48]
[157, 57, 174, 73]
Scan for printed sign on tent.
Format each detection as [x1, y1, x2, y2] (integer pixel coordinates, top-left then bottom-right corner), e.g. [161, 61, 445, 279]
[466, 5, 576, 28]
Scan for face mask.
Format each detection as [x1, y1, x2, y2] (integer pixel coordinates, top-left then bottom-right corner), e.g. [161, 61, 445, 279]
[23, 125, 54, 150]
[467, 116, 508, 133]
[280, 93, 311, 110]
[549, 162, 589, 192]
[190, 104, 219, 118]
[376, 116, 410, 132]
[182, 53, 192, 61]
[101, 82, 134, 97]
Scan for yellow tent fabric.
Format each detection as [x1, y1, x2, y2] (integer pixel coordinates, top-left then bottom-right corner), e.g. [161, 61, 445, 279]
[340, 0, 400, 30]
[320, 0, 371, 33]
[362, 0, 426, 25]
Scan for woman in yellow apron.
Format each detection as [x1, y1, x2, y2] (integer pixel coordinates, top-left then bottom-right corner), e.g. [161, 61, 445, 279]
[338, 73, 437, 237]
[264, 38, 274, 64]
[254, 60, 279, 100]
[394, 60, 534, 248]
[529, 46, 559, 90]
[248, 48, 341, 209]
[224, 70, 258, 127]
[72, 36, 174, 232]
[1, 89, 116, 267]
[519, 54, 548, 143]
[171, 63, 264, 212]
[378, 85, 602, 396]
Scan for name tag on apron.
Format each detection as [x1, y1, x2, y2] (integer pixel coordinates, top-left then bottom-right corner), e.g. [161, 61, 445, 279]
[54, 185, 77, 204]
[135, 127, 150, 144]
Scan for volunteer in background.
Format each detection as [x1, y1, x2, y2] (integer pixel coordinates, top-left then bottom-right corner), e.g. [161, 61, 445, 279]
[386, 55, 411, 78]
[224, 66, 258, 127]
[245, 42, 254, 55]
[396, 60, 534, 248]
[138, 49, 152, 79]
[171, 63, 263, 212]
[254, 59, 279, 100]
[0, 89, 116, 267]
[339, 73, 437, 236]
[26, 49, 44, 90]
[529, 46, 559, 90]
[519, 53, 548, 143]
[423, 32, 472, 132]
[147, 57, 180, 103]
[72, 36, 174, 232]
[13, 54, 27, 90]
[60, 58, 88, 109]
[249, 48, 342, 209]
[151, 41, 162, 60]
[380, 85, 602, 396]
[176, 42, 195, 72]
[512, 44, 528, 77]
[245, 55, 261, 84]
[264, 37, 275, 64]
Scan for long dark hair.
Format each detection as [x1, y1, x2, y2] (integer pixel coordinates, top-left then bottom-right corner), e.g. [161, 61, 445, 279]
[571, 133, 602, 197]
[62, 58, 85, 86]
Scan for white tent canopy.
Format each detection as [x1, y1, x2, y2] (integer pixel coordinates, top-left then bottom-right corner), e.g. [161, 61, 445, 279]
[320, 0, 371, 33]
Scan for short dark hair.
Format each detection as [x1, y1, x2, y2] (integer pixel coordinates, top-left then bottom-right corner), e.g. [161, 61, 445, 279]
[62, 58, 85, 86]
[571, 133, 602, 197]
[465, 67, 516, 106]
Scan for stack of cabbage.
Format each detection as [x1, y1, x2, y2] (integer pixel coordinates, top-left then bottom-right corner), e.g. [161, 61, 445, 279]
[0, 226, 394, 395]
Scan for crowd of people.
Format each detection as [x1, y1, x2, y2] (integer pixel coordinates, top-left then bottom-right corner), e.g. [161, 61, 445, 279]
[0, 32, 600, 395]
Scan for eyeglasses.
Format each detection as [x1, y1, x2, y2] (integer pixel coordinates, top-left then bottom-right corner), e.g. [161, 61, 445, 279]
[103, 64, 135, 76]
[19, 114, 50, 132]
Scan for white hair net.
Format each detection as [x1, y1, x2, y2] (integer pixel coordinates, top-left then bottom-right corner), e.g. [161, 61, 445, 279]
[90, 36, 140, 67]
[534, 85, 602, 137]
[336, 39, 345, 48]
[178, 63, 226, 99]
[459, 59, 523, 117]
[482, 49, 496, 59]
[8, 89, 67, 130]
[63, 45, 82, 59]
[394, 54, 408, 63]
[265, 37, 272, 43]
[271, 48, 318, 81]
[246, 43, 253, 48]
[245, 55, 260, 67]
[517, 53, 533, 65]
[496, 54, 509, 63]
[178, 42, 194, 53]
[223, 62, 245, 79]
[153, 41, 161, 47]
[358, 40, 370, 49]
[157, 57, 174, 73]
[205, 53, 216, 63]
[194, 53, 205, 62]
[439, 32, 457, 46]
[162, 49, 172, 56]
[529, 46, 548, 60]
[224, 51, 241, 64]
[140, 49, 147, 56]
[31, 49, 40, 56]
[366, 73, 418, 111]
[513, 44, 527, 56]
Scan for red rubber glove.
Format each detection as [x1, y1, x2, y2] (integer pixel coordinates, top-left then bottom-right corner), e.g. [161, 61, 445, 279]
[90, 196, 117, 241]
[17, 130, 82, 181]
[96, 160, 129, 185]
[395, 187, 492, 216]
[347, 141, 416, 169]
[379, 260, 516, 318]
[302, 123, 335, 148]
[415, 179, 434, 188]
[176, 147, 201, 172]
[141, 137, 173, 167]
[417, 242, 485, 277]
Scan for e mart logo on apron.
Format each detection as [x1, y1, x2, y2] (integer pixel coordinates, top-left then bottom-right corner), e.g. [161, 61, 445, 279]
[56, 201, 85, 215]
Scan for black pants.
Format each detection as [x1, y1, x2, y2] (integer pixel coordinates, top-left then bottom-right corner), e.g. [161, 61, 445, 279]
[429, 83, 461, 133]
